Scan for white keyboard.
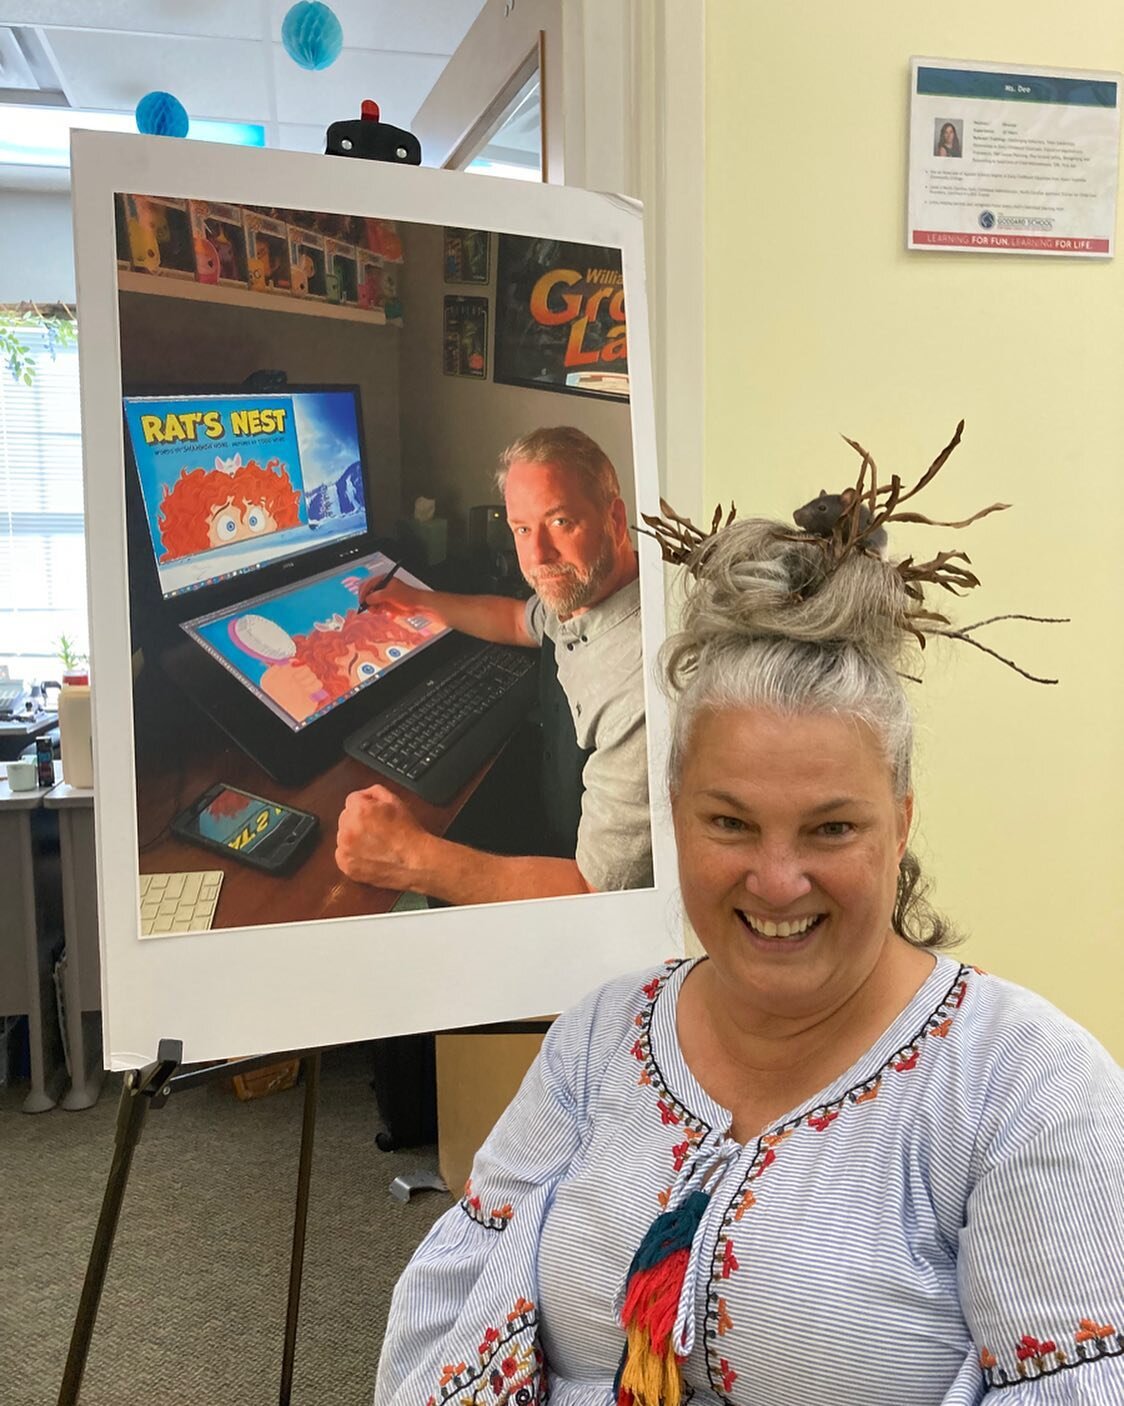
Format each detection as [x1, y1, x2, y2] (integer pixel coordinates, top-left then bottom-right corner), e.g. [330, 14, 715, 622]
[139, 870, 224, 937]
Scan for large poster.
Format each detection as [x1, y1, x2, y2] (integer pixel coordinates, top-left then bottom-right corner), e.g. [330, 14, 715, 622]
[72, 133, 672, 1065]
[494, 235, 629, 399]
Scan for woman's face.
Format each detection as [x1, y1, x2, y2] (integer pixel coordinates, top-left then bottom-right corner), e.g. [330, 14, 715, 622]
[941, 124, 955, 145]
[672, 706, 912, 1021]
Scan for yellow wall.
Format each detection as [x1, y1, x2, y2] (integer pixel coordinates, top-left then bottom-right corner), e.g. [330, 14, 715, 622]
[705, 3, 1123, 1056]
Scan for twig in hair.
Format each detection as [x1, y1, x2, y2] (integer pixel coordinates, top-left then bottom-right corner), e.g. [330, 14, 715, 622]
[925, 614, 1069, 684]
[636, 501, 737, 567]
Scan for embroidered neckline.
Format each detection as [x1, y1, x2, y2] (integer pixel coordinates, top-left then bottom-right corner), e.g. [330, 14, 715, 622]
[702, 961, 975, 1404]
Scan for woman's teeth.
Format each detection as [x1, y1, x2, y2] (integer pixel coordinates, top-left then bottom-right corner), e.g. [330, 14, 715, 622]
[740, 913, 822, 939]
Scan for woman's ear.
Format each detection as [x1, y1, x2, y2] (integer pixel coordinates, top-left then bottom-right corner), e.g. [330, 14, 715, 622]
[897, 793, 914, 861]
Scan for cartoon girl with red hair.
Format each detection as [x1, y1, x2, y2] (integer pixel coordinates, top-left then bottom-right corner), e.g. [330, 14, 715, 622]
[158, 455, 302, 561]
[252, 601, 439, 723]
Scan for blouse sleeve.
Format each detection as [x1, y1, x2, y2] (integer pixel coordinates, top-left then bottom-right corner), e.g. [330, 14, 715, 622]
[952, 1011, 1124, 1402]
[374, 980, 629, 1406]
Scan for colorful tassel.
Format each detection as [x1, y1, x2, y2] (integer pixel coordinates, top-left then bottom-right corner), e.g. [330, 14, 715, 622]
[614, 1189, 710, 1406]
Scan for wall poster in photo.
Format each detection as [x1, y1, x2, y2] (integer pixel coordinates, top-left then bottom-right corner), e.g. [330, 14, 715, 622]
[71, 131, 672, 1065]
[494, 235, 629, 400]
[443, 227, 490, 283]
[443, 296, 488, 378]
[908, 57, 1121, 257]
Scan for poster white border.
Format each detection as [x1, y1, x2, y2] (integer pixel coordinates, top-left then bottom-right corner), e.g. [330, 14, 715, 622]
[71, 130, 679, 1069]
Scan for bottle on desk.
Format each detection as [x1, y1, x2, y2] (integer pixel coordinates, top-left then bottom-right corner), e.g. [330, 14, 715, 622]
[58, 671, 94, 789]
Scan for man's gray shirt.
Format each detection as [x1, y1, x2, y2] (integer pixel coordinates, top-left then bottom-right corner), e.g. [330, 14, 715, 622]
[523, 577, 652, 891]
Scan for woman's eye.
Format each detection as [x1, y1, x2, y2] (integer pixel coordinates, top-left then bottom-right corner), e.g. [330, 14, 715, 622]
[817, 821, 853, 837]
[216, 514, 239, 539]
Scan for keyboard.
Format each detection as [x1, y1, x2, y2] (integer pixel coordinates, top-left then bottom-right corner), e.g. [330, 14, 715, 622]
[344, 640, 538, 805]
[139, 870, 224, 937]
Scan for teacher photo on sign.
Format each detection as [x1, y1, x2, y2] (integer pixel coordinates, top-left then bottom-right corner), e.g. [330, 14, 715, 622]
[335, 426, 651, 905]
[373, 476, 1123, 1405]
[935, 119, 963, 158]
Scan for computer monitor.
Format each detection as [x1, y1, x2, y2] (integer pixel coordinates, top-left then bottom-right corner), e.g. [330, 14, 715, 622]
[122, 387, 368, 600]
[181, 551, 450, 732]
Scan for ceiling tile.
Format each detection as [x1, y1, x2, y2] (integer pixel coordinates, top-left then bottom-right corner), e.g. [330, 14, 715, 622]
[5, 1, 263, 40]
[270, 44, 445, 129]
[268, 0, 484, 56]
[44, 31, 269, 121]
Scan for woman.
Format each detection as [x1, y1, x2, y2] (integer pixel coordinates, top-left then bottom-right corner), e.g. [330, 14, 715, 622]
[936, 121, 962, 158]
[374, 519, 1123, 1406]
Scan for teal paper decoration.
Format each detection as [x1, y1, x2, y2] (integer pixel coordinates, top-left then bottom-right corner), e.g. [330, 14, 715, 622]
[135, 91, 190, 138]
[281, 2, 344, 71]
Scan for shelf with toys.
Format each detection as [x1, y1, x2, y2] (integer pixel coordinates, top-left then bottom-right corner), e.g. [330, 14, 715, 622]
[115, 194, 406, 328]
[117, 271, 388, 325]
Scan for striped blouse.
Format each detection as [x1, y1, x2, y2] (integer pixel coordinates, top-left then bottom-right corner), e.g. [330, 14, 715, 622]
[375, 954, 1124, 1406]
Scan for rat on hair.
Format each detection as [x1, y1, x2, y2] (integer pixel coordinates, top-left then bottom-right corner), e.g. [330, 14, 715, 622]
[793, 489, 887, 555]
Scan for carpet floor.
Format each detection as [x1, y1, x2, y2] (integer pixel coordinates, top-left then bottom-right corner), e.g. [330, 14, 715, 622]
[0, 1046, 450, 1406]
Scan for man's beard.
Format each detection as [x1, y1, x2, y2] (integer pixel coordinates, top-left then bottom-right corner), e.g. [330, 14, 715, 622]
[526, 537, 615, 618]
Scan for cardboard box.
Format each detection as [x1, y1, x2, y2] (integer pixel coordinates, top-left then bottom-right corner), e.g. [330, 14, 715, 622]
[244, 210, 292, 294]
[189, 199, 250, 288]
[289, 226, 329, 300]
[436, 1031, 546, 1194]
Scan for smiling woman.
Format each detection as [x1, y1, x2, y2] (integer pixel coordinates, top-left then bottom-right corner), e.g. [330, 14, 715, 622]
[374, 512, 1124, 1406]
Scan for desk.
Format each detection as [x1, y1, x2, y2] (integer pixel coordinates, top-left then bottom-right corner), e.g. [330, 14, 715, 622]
[0, 765, 65, 1112]
[0, 712, 57, 762]
[135, 690, 509, 929]
[44, 783, 103, 1109]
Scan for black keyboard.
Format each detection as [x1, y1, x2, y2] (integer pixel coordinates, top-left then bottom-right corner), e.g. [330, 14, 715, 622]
[343, 641, 538, 804]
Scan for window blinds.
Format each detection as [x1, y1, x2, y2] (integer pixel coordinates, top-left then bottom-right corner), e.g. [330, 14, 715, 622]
[0, 325, 89, 663]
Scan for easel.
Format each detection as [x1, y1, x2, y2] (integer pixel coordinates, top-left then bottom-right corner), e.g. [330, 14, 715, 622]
[58, 103, 422, 1406]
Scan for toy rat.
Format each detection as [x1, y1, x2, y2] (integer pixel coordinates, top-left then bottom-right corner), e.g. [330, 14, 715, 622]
[793, 489, 887, 554]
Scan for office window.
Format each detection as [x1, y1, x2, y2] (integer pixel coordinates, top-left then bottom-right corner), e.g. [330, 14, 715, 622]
[0, 323, 88, 673]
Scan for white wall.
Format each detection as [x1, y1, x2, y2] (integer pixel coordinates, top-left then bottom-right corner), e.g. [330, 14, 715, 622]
[0, 190, 76, 301]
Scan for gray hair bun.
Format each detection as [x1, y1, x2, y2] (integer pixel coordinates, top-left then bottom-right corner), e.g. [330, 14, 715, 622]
[662, 518, 913, 693]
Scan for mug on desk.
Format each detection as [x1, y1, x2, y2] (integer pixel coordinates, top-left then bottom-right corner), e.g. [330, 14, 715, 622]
[6, 759, 38, 791]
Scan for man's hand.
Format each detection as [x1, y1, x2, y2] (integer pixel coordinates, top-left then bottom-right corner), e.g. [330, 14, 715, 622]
[357, 574, 428, 615]
[335, 784, 434, 892]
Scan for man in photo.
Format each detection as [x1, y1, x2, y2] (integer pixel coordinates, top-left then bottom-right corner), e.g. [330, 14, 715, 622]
[334, 425, 651, 902]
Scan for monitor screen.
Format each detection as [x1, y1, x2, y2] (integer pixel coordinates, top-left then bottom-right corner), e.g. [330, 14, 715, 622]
[181, 552, 449, 731]
[122, 388, 367, 599]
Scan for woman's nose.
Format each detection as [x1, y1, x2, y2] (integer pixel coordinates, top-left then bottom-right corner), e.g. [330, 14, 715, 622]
[741, 845, 813, 908]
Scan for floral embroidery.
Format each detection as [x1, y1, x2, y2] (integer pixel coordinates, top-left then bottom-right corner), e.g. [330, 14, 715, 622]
[430, 1299, 544, 1406]
[703, 965, 974, 1404]
[981, 1316, 1123, 1390]
[630, 961, 712, 1203]
[718, 1358, 737, 1393]
[459, 1179, 515, 1233]
[716, 1297, 734, 1336]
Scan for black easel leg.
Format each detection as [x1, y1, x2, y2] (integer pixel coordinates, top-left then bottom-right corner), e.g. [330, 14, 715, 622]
[279, 1050, 320, 1406]
[57, 1070, 150, 1406]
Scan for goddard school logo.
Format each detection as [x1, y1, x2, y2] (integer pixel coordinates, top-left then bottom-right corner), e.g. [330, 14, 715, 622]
[978, 210, 996, 230]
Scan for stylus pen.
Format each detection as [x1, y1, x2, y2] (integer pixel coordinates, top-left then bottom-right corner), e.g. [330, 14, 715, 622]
[358, 561, 400, 610]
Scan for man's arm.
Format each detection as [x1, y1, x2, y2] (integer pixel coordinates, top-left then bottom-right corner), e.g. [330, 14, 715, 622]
[336, 785, 594, 901]
[358, 576, 532, 647]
